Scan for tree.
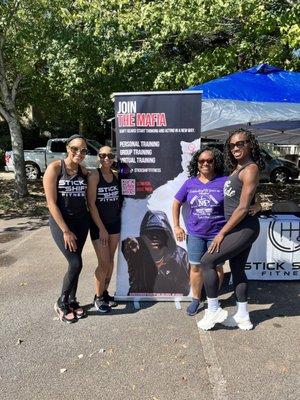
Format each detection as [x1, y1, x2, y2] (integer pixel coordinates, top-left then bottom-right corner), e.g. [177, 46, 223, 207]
[0, 0, 28, 196]
[1, 0, 299, 199]
[37, 0, 299, 120]
[0, 0, 69, 196]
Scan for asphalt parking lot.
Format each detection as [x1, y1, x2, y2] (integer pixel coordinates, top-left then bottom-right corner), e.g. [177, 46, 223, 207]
[0, 216, 299, 400]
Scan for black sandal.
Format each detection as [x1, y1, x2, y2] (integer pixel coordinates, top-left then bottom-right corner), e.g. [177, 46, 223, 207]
[54, 301, 77, 324]
[69, 299, 87, 319]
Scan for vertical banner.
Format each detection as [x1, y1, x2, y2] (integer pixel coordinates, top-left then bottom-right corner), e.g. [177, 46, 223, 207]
[114, 91, 202, 300]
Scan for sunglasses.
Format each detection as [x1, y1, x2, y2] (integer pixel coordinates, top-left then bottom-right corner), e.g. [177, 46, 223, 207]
[69, 146, 88, 155]
[98, 153, 114, 159]
[229, 140, 250, 150]
[198, 158, 214, 165]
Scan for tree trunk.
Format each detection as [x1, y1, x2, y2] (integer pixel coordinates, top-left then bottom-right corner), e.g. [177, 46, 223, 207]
[8, 117, 28, 197]
[0, 51, 28, 196]
[78, 119, 87, 135]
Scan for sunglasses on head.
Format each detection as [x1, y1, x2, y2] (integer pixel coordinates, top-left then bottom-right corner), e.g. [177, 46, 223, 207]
[229, 140, 250, 150]
[198, 158, 214, 165]
[98, 153, 114, 159]
[69, 146, 88, 155]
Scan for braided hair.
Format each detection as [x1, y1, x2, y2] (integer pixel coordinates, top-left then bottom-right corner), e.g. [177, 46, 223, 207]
[188, 147, 224, 177]
[224, 128, 265, 173]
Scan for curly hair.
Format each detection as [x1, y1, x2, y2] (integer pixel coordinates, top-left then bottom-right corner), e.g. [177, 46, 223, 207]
[188, 147, 224, 177]
[224, 128, 265, 173]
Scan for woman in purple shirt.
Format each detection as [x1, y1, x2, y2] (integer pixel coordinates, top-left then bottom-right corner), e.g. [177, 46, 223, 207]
[172, 147, 260, 316]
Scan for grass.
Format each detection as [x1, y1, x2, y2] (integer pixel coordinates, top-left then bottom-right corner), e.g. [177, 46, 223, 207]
[0, 178, 48, 218]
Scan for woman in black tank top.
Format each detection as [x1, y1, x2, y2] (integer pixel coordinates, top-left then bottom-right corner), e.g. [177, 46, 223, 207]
[43, 134, 90, 324]
[197, 128, 265, 331]
[87, 146, 122, 312]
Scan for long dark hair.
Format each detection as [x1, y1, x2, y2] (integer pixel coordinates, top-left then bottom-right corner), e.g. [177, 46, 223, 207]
[188, 147, 224, 177]
[224, 128, 265, 172]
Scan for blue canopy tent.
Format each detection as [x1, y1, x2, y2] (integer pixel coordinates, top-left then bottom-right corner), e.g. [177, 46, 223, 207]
[187, 64, 300, 144]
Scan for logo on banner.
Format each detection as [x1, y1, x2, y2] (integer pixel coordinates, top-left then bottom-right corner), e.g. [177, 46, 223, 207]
[268, 220, 300, 253]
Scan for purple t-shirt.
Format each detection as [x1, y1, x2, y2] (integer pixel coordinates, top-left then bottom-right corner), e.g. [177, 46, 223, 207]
[174, 176, 227, 239]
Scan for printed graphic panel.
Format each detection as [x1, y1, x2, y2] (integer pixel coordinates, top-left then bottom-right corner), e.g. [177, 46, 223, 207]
[114, 92, 202, 298]
[246, 216, 300, 280]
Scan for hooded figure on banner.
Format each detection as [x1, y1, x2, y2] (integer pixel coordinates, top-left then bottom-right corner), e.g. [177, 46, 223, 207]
[121, 210, 190, 295]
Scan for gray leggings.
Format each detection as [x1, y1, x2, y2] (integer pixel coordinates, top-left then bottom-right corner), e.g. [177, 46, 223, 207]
[200, 216, 260, 302]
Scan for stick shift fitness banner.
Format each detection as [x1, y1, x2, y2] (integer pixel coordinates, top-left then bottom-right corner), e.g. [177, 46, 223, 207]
[114, 91, 202, 300]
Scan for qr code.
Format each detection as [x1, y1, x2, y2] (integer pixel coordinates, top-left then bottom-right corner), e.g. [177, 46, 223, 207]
[121, 179, 136, 195]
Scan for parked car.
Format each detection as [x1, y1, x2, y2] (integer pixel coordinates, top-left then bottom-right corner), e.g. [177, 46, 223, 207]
[5, 138, 103, 180]
[200, 140, 299, 183]
[5, 138, 299, 183]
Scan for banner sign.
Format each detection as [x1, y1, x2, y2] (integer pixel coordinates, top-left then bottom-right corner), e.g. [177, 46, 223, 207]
[246, 215, 300, 280]
[114, 91, 202, 299]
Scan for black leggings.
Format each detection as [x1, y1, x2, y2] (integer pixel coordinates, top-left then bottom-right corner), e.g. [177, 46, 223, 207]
[49, 215, 89, 301]
[200, 217, 260, 302]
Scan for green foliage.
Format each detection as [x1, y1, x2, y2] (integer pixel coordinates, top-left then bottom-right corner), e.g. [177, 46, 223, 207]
[1, 0, 299, 136]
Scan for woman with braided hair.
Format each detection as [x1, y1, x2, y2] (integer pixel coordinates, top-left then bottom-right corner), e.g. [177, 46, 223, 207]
[197, 128, 264, 331]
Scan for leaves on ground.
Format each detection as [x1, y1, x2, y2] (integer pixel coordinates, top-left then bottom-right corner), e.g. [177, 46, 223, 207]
[0, 178, 48, 218]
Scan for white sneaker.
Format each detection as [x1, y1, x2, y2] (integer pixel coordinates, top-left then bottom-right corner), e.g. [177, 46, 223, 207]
[197, 307, 228, 331]
[222, 314, 253, 330]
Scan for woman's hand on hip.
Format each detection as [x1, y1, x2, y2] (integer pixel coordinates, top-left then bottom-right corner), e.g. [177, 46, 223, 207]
[249, 202, 262, 215]
[208, 233, 225, 253]
[99, 228, 109, 247]
[63, 230, 78, 252]
[174, 226, 186, 242]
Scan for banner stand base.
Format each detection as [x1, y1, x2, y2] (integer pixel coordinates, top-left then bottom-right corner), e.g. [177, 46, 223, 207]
[175, 300, 182, 310]
[133, 300, 140, 310]
[114, 296, 192, 309]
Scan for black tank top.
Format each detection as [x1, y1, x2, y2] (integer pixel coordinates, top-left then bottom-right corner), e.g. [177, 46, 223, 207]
[224, 162, 256, 220]
[56, 160, 88, 218]
[95, 168, 121, 225]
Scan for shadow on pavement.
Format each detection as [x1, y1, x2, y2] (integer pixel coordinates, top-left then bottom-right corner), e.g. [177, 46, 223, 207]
[216, 276, 299, 330]
[248, 280, 300, 326]
[85, 301, 157, 316]
[0, 251, 17, 267]
[0, 217, 49, 237]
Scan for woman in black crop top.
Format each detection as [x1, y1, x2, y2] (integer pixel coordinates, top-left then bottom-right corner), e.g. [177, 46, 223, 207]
[197, 128, 265, 331]
[43, 134, 90, 324]
[88, 146, 122, 313]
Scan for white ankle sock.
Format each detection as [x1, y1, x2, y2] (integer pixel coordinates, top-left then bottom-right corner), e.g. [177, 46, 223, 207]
[236, 301, 249, 318]
[207, 297, 219, 312]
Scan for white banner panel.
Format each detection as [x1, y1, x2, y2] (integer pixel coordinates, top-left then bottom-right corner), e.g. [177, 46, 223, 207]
[246, 215, 300, 280]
